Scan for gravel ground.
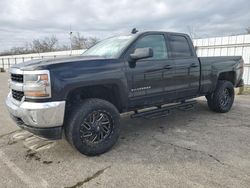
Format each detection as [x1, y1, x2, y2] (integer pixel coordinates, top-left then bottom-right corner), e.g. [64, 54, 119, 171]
[0, 72, 250, 188]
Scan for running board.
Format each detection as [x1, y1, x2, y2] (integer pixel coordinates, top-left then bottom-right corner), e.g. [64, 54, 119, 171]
[130, 100, 197, 120]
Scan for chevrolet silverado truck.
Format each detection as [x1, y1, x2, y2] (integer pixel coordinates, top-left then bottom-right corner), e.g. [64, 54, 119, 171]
[6, 31, 244, 156]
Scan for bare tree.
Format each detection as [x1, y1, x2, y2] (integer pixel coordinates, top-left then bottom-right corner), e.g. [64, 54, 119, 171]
[71, 32, 88, 50]
[0, 34, 99, 56]
[86, 37, 99, 48]
[187, 25, 198, 39]
[31, 35, 58, 53]
[71, 32, 99, 50]
[42, 36, 58, 51]
[0, 42, 30, 55]
[60, 45, 70, 51]
[246, 27, 250, 34]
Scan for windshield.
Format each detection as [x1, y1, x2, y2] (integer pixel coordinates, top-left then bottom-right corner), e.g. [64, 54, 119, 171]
[82, 35, 135, 58]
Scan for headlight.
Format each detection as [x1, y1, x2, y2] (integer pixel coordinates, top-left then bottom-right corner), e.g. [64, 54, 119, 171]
[23, 70, 51, 98]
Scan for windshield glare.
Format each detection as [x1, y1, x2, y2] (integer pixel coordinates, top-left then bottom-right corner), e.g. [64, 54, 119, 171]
[82, 35, 135, 58]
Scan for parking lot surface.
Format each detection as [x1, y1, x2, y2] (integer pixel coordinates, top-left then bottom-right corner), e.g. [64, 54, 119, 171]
[0, 72, 250, 188]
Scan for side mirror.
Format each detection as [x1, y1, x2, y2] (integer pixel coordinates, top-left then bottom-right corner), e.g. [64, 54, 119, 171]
[130, 47, 153, 61]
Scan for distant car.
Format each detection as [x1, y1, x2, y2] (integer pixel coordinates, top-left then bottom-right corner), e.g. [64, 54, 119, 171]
[6, 31, 244, 156]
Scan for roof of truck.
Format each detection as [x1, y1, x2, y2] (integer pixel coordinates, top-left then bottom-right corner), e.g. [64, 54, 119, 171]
[134, 31, 190, 37]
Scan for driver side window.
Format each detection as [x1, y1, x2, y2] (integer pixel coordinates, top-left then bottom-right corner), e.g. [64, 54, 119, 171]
[135, 34, 168, 60]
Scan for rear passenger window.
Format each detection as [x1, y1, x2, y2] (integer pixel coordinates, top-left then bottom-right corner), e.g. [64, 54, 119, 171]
[169, 35, 192, 58]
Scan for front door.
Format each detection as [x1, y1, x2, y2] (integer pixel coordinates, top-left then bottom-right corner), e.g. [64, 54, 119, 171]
[125, 34, 176, 108]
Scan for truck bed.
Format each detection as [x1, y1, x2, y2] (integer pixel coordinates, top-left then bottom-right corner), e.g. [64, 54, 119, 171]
[198, 56, 243, 94]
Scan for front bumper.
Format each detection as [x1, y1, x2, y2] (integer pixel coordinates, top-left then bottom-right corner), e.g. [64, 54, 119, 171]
[5, 93, 65, 139]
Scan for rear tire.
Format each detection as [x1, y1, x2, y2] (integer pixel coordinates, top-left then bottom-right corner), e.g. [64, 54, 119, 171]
[206, 80, 234, 113]
[65, 98, 120, 156]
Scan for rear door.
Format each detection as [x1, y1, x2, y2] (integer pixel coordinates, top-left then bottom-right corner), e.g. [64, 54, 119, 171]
[168, 34, 200, 98]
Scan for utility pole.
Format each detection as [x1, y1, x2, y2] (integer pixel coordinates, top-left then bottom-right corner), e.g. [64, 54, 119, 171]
[69, 25, 73, 55]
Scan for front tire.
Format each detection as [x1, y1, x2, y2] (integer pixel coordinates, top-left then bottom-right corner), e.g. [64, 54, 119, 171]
[65, 98, 120, 156]
[206, 80, 235, 113]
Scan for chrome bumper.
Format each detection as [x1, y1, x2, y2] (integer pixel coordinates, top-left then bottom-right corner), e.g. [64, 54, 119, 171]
[5, 92, 65, 128]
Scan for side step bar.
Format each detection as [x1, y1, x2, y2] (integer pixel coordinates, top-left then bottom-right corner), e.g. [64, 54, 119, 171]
[130, 100, 197, 120]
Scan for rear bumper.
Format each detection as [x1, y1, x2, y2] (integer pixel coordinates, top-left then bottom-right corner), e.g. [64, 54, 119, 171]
[5, 92, 65, 139]
[236, 78, 244, 87]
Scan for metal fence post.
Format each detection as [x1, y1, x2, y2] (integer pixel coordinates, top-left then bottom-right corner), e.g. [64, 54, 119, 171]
[1, 58, 4, 69]
[7, 58, 10, 69]
[248, 58, 250, 85]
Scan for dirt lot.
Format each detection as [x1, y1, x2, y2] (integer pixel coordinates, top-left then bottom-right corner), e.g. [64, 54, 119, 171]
[0, 72, 250, 188]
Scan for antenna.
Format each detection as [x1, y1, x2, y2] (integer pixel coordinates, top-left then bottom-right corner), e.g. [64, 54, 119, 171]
[131, 28, 138, 34]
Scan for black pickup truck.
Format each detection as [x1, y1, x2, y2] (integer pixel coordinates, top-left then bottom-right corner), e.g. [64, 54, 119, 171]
[6, 31, 244, 156]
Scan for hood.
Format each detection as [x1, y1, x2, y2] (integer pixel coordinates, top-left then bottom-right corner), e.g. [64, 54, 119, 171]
[11, 55, 108, 71]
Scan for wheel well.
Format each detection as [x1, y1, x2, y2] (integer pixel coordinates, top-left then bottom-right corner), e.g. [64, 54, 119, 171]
[66, 85, 122, 112]
[218, 71, 236, 85]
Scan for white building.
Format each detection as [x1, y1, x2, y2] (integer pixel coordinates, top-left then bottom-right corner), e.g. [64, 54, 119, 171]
[193, 34, 250, 85]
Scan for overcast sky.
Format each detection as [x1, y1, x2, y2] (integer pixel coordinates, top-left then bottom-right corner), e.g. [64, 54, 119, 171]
[0, 0, 250, 52]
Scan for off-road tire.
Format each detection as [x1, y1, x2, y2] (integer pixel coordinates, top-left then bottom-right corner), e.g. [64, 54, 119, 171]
[206, 80, 234, 113]
[65, 98, 120, 156]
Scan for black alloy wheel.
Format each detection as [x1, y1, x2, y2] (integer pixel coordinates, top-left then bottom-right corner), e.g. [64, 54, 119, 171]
[80, 111, 113, 143]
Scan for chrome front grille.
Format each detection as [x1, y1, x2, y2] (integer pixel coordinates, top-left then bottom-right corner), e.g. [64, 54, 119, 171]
[9, 69, 24, 101]
[12, 89, 24, 101]
[11, 73, 23, 83]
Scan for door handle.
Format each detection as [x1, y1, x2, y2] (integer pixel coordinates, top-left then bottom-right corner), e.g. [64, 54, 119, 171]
[163, 65, 173, 70]
[145, 68, 162, 73]
[190, 63, 198, 68]
[145, 65, 173, 73]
